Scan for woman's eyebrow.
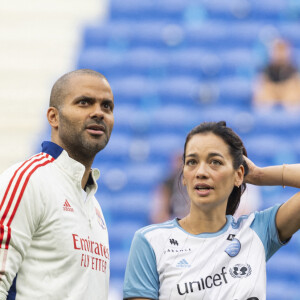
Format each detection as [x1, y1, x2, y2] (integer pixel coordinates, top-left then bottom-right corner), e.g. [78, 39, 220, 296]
[208, 152, 224, 159]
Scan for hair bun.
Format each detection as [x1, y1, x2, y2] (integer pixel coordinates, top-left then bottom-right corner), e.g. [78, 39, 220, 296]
[218, 121, 227, 127]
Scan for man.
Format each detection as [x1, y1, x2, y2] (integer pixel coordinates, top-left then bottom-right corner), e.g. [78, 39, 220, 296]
[0, 69, 114, 299]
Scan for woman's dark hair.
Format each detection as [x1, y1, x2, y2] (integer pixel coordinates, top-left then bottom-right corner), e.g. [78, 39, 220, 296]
[183, 121, 249, 215]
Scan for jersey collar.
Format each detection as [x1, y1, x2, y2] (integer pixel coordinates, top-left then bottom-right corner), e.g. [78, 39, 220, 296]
[174, 215, 233, 238]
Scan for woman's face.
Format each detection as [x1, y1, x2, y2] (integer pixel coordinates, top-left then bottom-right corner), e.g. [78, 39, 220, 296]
[182, 133, 244, 213]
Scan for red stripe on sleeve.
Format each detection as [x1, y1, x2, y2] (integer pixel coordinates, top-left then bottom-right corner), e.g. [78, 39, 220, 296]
[0, 153, 43, 212]
[0, 154, 54, 249]
[0, 155, 48, 225]
[4, 158, 55, 249]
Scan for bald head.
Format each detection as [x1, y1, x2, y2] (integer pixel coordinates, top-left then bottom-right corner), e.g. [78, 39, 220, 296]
[49, 69, 108, 109]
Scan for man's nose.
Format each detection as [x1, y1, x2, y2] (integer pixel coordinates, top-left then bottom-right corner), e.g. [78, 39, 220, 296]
[90, 104, 104, 119]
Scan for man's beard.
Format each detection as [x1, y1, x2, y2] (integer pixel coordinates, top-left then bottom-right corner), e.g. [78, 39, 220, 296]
[58, 113, 110, 162]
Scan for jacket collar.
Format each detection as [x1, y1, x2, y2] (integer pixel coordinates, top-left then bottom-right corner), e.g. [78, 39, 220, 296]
[41, 141, 100, 188]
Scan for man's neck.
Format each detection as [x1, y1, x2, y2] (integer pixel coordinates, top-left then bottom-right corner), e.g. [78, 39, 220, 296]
[82, 169, 92, 190]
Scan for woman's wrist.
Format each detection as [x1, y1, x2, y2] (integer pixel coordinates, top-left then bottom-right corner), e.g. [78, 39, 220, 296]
[252, 166, 264, 185]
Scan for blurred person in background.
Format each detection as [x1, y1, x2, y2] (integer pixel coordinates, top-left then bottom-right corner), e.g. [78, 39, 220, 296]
[0, 69, 114, 300]
[123, 121, 300, 300]
[253, 38, 300, 111]
[150, 152, 189, 223]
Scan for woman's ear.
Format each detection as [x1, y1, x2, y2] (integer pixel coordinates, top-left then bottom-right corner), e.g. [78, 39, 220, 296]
[234, 165, 245, 187]
[182, 176, 186, 186]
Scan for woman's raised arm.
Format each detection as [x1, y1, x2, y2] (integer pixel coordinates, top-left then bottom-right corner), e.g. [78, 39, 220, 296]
[244, 157, 300, 241]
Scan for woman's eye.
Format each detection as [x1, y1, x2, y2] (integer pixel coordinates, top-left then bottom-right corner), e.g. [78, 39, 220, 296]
[186, 159, 196, 166]
[211, 160, 222, 166]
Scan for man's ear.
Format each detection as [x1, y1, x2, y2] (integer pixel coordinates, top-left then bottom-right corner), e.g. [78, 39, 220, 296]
[234, 165, 244, 187]
[47, 107, 59, 129]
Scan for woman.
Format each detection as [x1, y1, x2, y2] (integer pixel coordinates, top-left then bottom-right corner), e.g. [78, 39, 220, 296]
[123, 121, 300, 300]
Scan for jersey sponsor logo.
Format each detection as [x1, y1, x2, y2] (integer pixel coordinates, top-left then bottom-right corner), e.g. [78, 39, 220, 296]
[72, 233, 109, 273]
[170, 238, 179, 246]
[95, 208, 106, 230]
[163, 247, 192, 254]
[63, 199, 74, 212]
[227, 234, 236, 241]
[225, 238, 241, 257]
[176, 259, 191, 268]
[164, 238, 191, 254]
[229, 264, 252, 278]
[177, 267, 228, 295]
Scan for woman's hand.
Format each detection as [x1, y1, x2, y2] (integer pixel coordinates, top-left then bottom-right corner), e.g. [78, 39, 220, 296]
[243, 156, 262, 185]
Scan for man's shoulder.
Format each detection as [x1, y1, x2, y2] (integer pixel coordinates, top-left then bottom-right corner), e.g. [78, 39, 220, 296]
[0, 152, 56, 188]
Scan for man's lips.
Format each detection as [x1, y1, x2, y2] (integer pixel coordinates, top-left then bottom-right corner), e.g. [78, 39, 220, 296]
[86, 124, 106, 135]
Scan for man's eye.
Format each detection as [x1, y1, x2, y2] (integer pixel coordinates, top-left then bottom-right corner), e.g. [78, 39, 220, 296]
[103, 103, 113, 111]
[79, 100, 89, 105]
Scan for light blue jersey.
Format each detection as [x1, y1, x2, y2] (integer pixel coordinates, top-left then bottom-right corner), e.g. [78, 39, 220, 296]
[124, 205, 286, 300]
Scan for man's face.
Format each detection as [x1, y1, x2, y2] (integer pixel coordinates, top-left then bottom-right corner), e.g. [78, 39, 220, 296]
[56, 74, 114, 160]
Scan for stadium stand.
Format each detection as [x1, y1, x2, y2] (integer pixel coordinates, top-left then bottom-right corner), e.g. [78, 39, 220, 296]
[77, 0, 300, 298]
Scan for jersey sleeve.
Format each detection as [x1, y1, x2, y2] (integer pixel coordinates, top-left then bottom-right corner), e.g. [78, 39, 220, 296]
[0, 167, 42, 299]
[123, 230, 159, 300]
[250, 204, 287, 261]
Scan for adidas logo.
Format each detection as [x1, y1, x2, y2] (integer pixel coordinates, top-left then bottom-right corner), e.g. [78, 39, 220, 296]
[63, 199, 74, 212]
[176, 259, 191, 268]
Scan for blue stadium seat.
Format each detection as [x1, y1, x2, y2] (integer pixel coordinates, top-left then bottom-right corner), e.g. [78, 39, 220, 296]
[279, 22, 300, 47]
[99, 192, 151, 224]
[110, 76, 158, 104]
[110, 0, 188, 21]
[121, 48, 168, 77]
[251, 108, 300, 137]
[125, 163, 166, 187]
[151, 105, 199, 135]
[248, 0, 289, 20]
[267, 251, 300, 281]
[109, 249, 130, 278]
[217, 77, 252, 108]
[83, 21, 176, 50]
[157, 76, 201, 105]
[82, 22, 133, 49]
[200, 0, 251, 20]
[148, 134, 183, 161]
[244, 134, 293, 165]
[113, 105, 153, 135]
[96, 162, 167, 193]
[78, 48, 123, 77]
[167, 48, 222, 78]
[220, 48, 258, 77]
[94, 133, 131, 164]
[267, 279, 300, 300]
[109, 220, 144, 251]
[185, 22, 229, 49]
